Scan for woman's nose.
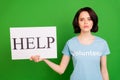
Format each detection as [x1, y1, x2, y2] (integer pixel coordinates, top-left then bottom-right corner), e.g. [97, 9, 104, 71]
[84, 19, 88, 24]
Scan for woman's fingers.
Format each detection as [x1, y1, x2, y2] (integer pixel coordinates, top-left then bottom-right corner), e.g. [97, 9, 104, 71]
[34, 55, 40, 62]
[30, 55, 42, 62]
[30, 56, 33, 61]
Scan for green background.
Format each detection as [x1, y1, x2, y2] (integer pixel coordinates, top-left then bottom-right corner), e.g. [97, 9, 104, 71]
[0, 0, 119, 80]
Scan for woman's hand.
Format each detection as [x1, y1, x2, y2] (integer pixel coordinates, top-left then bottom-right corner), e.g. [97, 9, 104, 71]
[30, 55, 45, 62]
[30, 55, 70, 75]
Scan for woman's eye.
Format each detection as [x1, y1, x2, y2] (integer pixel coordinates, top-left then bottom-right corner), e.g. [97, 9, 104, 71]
[79, 18, 84, 21]
[88, 18, 92, 20]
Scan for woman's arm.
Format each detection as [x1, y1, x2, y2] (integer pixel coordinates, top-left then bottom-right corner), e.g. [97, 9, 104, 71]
[100, 56, 109, 80]
[44, 55, 70, 75]
[30, 55, 70, 75]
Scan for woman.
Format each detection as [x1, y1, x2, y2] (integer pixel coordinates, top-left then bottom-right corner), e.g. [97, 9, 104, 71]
[30, 7, 110, 80]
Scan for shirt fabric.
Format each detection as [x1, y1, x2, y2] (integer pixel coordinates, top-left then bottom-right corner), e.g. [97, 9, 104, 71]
[62, 36, 110, 80]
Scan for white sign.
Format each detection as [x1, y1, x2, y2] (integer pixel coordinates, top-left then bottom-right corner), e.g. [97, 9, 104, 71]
[10, 27, 57, 60]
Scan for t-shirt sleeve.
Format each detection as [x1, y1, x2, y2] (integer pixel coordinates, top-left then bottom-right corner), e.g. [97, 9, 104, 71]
[62, 41, 71, 56]
[101, 41, 110, 56]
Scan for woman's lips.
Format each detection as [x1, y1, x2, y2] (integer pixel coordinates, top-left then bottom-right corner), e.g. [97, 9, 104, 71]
[84, 26, 89, 28]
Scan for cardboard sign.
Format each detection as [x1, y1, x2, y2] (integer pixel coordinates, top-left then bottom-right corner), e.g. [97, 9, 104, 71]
[10, 27, 57, 60]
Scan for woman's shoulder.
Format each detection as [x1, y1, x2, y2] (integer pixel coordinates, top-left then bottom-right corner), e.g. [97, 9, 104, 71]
[68, 36, 77, 41]
[65, 36, 77, 44]
[95, 36, 108, 43]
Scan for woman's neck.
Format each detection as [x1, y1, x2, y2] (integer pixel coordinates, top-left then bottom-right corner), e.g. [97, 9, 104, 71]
[77, 31, 95, 45]
[78, 31, 94, 40]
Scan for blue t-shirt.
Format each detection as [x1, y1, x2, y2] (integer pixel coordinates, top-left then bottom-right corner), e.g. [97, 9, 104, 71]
[62, 36, 110, 80]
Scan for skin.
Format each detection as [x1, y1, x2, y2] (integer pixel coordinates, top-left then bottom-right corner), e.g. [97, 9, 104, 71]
[30, 11, 109, 80]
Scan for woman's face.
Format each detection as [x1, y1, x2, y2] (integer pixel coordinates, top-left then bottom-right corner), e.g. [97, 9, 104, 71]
[78, 11, 93, 33]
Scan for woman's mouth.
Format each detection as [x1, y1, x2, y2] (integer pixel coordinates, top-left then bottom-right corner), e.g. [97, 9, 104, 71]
[84, 26, 89, 28]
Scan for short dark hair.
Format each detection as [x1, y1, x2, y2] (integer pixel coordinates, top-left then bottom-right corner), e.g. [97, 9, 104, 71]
[72, 7, 98, 33]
